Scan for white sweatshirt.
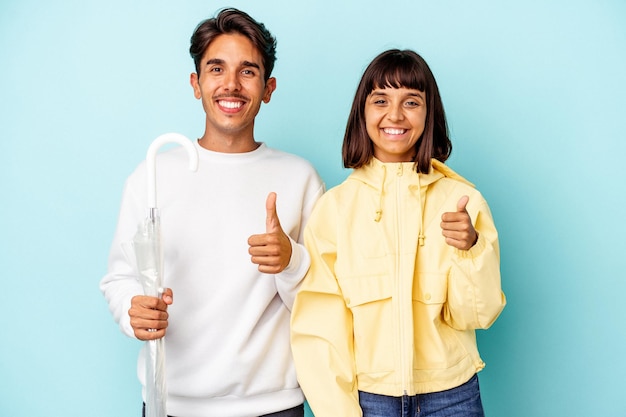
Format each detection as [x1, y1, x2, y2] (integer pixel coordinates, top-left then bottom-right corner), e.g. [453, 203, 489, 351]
[100, 141, 324, 417]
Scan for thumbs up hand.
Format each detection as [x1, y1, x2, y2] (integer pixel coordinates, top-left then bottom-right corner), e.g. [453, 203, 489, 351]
[248, 192, 293, 273]
[440, 195, 478, 251]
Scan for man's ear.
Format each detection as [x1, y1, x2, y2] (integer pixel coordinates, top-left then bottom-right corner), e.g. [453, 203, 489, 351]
[262, 77, 277, 103]
[190, 73, 201, 99]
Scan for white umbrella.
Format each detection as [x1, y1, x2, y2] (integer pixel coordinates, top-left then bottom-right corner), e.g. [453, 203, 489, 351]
[132, 133, 198, 417]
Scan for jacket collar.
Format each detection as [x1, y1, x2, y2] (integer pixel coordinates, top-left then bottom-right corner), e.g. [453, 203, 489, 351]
[347, 158, 474, 230]
[349, 158, 474, 190]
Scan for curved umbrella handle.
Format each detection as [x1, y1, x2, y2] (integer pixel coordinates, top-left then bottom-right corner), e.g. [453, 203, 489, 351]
[146, 133, 199, 210]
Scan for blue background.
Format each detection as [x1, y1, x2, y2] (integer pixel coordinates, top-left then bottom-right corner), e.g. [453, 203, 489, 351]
[1, 1, 625, 416]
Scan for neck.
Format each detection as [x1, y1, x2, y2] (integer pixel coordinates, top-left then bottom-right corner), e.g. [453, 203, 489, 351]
[198, 123, 259, 153]
[198, 136, 260, 153]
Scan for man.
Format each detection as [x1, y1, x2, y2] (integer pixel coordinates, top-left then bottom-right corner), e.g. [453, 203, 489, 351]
[100, 8, 324, 417]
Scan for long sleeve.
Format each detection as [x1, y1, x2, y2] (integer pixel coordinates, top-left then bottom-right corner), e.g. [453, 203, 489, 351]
[100, 176, 145, 339]
[443, 197, 506, 330]
[290, 197, 361, 417]
[275, 181, 325, 310]
[274, 236, 311, 310]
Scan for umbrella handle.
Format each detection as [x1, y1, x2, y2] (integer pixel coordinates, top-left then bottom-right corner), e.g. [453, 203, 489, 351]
[146, 133, 199, 210]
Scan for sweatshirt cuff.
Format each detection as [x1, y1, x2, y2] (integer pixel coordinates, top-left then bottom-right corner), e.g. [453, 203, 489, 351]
[278, 236, 311, 281]
[118, 297, 138, 339]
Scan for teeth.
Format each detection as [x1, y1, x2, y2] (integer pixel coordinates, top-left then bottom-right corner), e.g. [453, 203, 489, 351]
[384, 128, 406, 135]
[219, 100, 243, 109]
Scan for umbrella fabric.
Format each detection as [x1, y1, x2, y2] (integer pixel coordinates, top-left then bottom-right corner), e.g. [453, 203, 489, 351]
[133, 213, 167, 417]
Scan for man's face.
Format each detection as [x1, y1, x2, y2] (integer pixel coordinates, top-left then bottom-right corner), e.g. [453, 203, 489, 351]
[190, 33, 276, 140]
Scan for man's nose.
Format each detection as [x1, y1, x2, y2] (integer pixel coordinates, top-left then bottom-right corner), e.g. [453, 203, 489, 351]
[223, 71, 241, 91]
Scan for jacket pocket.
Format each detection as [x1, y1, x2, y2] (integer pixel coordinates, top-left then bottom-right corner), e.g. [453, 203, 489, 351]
[412, 272, 447, 305]
[339, 275, 395, 374]
[412, 272, 467, 371]
[341, 274, 392, 308]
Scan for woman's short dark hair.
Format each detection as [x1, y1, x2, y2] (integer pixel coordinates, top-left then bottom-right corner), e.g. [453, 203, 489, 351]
[342, 49, 452, 173]
[189, 8, 277, 82]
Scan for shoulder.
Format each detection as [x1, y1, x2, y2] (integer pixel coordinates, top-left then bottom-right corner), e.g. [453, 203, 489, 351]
[436, 176, 487, 202]
[431, 177, 493, 221]
[261, 146, 323, 190]
[123, 144, 192, 188]
[311, 175, 359, 209]
[262, 146, 317, 170]
[438, 176, 479, 193]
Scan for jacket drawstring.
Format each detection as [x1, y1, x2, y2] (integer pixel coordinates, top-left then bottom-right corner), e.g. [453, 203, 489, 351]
[375, 163, 426, 246]
[417, 173, 425, 246]
[375, 164, 386, 222]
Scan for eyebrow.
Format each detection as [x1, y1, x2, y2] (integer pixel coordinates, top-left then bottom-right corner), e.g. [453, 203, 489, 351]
[204, 58, 261, 70]
[241, 60, 261, 70]
[370, 89, 425, 99]
[205, 58, 224, 66]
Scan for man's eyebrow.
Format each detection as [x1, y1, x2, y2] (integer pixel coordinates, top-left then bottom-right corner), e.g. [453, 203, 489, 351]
[241, 60, 261, 70]
[203, 58, 261, 70]
[205, 58, 224, 66]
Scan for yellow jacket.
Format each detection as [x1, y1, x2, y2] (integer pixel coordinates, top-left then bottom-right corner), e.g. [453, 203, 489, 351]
[291, 158, 506, 417]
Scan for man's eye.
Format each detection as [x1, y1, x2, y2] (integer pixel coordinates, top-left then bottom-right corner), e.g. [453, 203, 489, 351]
[242, 69, 255, 75]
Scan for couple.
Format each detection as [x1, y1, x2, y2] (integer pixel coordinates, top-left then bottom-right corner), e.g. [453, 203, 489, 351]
[100, 8, 505, 417]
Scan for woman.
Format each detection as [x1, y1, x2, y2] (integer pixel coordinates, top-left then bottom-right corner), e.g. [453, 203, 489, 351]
[290, 49, 506, 417]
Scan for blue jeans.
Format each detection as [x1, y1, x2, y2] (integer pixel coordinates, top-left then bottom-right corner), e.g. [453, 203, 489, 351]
[142, 403, 304, 417]
[358, 374, 484, 417]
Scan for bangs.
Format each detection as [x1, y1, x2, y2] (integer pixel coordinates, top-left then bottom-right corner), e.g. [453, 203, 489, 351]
[344, 48, 451, 170]
[365, 53, 428, 93]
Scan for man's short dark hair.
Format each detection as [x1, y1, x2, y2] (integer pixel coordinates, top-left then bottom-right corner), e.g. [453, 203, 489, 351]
[189, 8, 277, 82]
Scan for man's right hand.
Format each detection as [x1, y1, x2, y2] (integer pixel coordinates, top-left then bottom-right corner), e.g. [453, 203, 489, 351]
[128, 288, 173, 340]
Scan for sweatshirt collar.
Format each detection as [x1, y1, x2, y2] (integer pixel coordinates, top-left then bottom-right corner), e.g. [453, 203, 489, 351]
[194, 140, 269, 163]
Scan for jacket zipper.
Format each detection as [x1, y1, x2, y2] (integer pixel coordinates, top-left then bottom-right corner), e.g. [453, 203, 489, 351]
[394, 163, 409, 394]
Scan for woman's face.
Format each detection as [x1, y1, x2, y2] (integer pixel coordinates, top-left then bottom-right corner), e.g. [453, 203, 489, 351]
[364, 86, 427, 163]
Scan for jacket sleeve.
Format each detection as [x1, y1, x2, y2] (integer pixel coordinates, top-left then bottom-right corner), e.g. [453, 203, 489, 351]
[290, 197, 362, 417]
[443, 195, 506, 330]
